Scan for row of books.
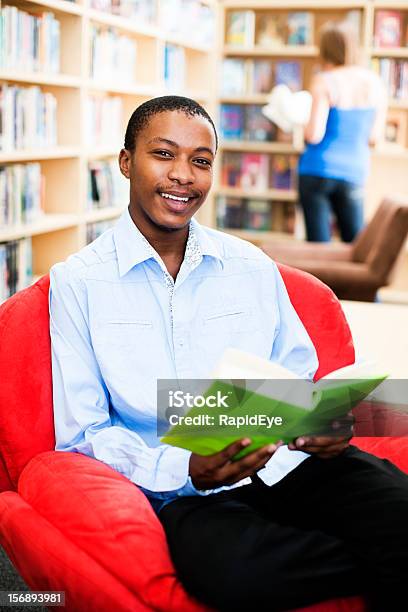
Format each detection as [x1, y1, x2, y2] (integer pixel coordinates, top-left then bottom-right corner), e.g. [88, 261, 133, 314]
[374, 10, 408, 48]
[87, 160, 128, 209]
[0, 238, 32, 303]
[226, 9, 361, 49]
[0, 85, 57, 151]
[159, 0, 215, 46]
[0, 6, 60, 74]
[90, 26, 137, 83]
[91, 0, 157, 23]
[220, 104, 286, 142]
[372, 58, 408, 101]
[86, 220, 116, 244]
[227, 11, 313, 48]
[221, 59, 302, 97]
[217, 196, 296, 234]
[222, 153, 296, 192]
[85, 96, 123, 148]
[0, 164, 44, 228]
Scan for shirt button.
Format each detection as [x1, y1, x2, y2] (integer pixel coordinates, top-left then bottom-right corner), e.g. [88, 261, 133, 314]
[178, 340, 184, 347]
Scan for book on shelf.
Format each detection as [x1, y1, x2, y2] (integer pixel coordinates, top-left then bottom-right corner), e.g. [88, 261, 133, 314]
[241, 154, 269, 191]
[255, 13, 286, 48]
[245, 105, 276, 141]
[86, 220, 116, 244]
[217, 196, 246, 230]
[252, 60, 274, 94]
[90, 26, 137, 82]
[0, 238, 32, 303]
[275, 61, 302, 92]
[164, 44, 186, 91]
[225, 10, 255, 47]
[372, 58, 408, 100]
[246, 199, 271, 231]
[0, 164, 45, 228]
[287, 12, 313, 46]
[0, 6, 60, 74]
[161, 348, 387, 459]
[0, 85, 57, 151]
[217, 196, 295, 235]
[87, 160, 128, 210]
[220, 104, 245, 140]
[109, 0, 157, 23]
[221, 59, 250, 96]
[374, 10, 403, 48]
[85, 96, 123, 149]
[221, 152, 242, 188]
[384, 109, 407, 149]
[271, 155, 296, 190]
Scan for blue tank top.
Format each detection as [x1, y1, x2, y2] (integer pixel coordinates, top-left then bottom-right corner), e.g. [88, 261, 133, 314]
[299, 107, 375, 186]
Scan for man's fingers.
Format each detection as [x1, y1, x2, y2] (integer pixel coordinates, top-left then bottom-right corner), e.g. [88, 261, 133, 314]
[212, 438, 252, 467]
[221, 442, 280, 482]
[294, 435, 350, 449]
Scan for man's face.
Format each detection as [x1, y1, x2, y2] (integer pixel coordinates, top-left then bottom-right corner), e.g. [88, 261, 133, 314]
[119, 110, 216, 232]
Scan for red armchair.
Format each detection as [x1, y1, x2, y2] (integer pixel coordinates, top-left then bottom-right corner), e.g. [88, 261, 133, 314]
[0, 267, 406, 612]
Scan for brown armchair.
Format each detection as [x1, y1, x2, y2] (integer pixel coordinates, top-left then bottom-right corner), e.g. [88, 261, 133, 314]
[261, 197, 408, 302]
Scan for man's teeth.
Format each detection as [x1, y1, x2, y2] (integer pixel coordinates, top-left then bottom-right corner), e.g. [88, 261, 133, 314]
[160, 192, 190, 202]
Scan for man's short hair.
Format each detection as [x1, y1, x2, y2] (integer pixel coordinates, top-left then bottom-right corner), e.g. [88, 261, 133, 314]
[124, 95, 218, 153]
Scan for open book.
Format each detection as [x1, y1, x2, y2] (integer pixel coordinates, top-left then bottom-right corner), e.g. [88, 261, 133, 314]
[161, 349, 388, 459]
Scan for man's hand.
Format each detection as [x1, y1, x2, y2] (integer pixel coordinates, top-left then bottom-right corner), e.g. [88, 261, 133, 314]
[189, 438, 281, 490]
[288, 435, 351, 459]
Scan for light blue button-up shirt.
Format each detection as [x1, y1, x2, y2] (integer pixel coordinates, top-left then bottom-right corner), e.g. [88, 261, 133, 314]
[50, 208, 318, 512]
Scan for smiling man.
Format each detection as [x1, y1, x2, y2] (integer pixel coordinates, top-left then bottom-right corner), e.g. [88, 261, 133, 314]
[50, 96, 408, 612]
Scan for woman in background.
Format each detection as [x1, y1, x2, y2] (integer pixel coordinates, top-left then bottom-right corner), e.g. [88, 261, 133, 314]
[299, 21, 387, 242]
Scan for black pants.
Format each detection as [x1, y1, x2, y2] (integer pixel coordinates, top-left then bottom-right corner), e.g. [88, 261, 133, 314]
[159, 446, 408, 612]
[299, 175, 364, 243]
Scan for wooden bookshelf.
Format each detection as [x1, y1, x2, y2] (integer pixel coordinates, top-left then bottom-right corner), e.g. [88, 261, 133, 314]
[215, 0, 408, 242]
[0, 0, 217, 302]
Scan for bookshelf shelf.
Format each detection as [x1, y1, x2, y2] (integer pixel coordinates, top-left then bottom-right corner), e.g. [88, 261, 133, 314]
[0, 148, 80, 163]
[0, 71, 82, 88]
[217, 187, 298, 201]
[220, 94, 270, 104]
[224, 45, 319, 57]
[0, 0, 217, 299]
[221, 141, 303, 154]
[87, 8, 160, 39]
[222, 1, 366, 8]
[23, 0, 84, 16]
[371, 47, 408, 59]
[0, 214, 79, 242]
[83, 207, 125, 223]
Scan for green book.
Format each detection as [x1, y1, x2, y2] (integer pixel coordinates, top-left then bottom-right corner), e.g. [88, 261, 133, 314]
[161, 349, 388, 460]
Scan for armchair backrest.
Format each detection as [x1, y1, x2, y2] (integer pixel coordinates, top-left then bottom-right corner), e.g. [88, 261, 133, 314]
[352, 198, 408, 284]
[0, 267, 355, 492]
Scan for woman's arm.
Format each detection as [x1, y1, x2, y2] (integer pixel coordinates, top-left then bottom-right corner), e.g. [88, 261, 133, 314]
[303, 73, 330, 145]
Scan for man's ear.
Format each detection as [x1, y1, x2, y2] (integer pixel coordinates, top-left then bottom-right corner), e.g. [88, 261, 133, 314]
[118, 149, 131, 179]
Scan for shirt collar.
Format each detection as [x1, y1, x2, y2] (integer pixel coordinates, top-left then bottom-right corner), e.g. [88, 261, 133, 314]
[113, 207, 223, 278]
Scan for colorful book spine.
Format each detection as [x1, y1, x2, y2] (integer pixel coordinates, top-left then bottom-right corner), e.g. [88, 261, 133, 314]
[0, 238, 32, 303]
[86, 220, 116, 244]
[271, 155, 296, 190]
[220, 105, 245, 140]
[0, 85, 57, 151]
[245, 199, 271, 231]
[225, 11, 255, 47]
[241, 154, 269, 191]
[374, 10, 403, 48]
[275, 61, 302, 91]
[287, 12, 313, 46]
[0, 163, 44, 227]
[87, 159, 128, 210]
[0, 7, 60, 73]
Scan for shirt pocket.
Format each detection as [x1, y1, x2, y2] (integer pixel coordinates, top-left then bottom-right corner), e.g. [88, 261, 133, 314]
[95, 319, 154, 348]
[201, 304, 259, 335]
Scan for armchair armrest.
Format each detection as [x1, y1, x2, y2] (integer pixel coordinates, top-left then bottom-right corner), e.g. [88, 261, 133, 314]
[261, 241, 353, 263]
[18, 451, 207, 612]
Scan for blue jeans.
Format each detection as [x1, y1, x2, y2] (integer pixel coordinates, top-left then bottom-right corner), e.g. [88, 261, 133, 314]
[299, 175, 364, 242]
